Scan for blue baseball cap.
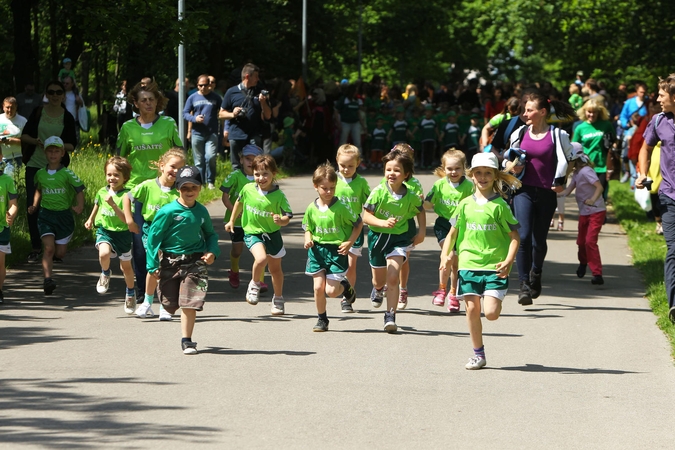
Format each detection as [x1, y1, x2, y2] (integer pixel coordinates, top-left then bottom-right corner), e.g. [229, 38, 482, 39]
[241, 144, 262, 157]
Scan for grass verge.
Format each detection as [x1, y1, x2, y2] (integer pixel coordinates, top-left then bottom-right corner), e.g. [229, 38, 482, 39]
[609, 180, 675, 357]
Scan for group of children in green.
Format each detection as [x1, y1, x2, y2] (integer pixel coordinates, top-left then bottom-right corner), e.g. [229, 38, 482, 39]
[0, 135, 595, 369]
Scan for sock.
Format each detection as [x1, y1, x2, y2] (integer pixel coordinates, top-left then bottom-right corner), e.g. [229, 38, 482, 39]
[230, 254, 240, 272]
[340, 278, 352, 293]
[259, 271, 265, 283]
[474, 346, 485, 359]
[144, 293, 154, 305]
[126, 287, 135, 296]
[439, 283, 446, 291]
[102, 269, 111, 276]
[318, 312, 328, 321]
[400, 286, 407, 291]
[181, 337, 191, 344]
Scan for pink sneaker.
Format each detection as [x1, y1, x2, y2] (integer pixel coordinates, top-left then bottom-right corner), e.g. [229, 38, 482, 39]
[447, 292, 460, 313]
[260, 282, 269, 294]
[432, 289, 446, 306]
[397, 289, 408, 310]
[228, 270, 240, 289]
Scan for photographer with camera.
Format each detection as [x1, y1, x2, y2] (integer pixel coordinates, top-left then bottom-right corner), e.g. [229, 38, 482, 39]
[219, 63, 271, 169]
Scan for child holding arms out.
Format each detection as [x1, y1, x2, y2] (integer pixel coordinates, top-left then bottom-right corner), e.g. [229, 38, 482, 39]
[363, 149, 425, 332]
[425, 149, 474, 312]
[0, 144, 18, 303]
[440, 152, 520, 369]
[84, 156, 136, 313]
[123, 148, 186, 320]
[225, 155, 293, 315]
[557, 143, 607, 285]
[303, 163, 362, 331]
[145, 166, 220, 355]
[335, 144, 371, 313]
[27, 136, 85, 295]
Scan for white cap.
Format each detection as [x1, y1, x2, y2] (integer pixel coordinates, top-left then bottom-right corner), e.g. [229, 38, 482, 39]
[471, 152, 499, 169]
[44, 136, 64, 148]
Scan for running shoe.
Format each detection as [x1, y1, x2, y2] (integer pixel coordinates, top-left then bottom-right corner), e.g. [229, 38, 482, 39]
[370, 287, 384, 308]
[246, 281, 260, 305]
[465, 355, 487, 370]
[447, 293, 460, 313]
[96, 272, 110, 294]
[384, 309, 397, 333]
[182, 341, 198, 355]
[271, 295, 285, 315]
[228, 270, 240, 289]
[313, 318, 329, 332]
[135, 302, 155, 318]
[432, 289, 446, 307]
[159, 307, 173, 321]
[397, 289, 408, 310]
[43, 278, 57, 295]
[124, 293, 135, 314]
[260, 282, 269, 294]
[340, 299, 354, 313]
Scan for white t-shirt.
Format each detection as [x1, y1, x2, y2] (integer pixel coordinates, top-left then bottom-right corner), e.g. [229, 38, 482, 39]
[64, 91, 79, 120]
[0, 113, 27, 159]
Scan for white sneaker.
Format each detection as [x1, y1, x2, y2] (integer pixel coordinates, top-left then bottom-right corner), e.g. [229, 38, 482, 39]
[246, 281, 260, 305]
[465, 355, 487, 370]
[271, 295, 285, 315]
[207, 183, 216, 190]
[135, 302, 155, 318]
[96, 272, 110, 294]
[124, 293, 135, 314]
[159, 306, 173, 321]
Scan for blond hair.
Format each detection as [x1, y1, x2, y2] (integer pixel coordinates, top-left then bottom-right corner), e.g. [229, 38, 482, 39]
[336, 144, 361, 163]
[577, 98, 610, 122]
[434, 149, 466, 178]
[312, 162, 338, 185]
[152, 148, 186, 173]
[466, 166, 522, 198]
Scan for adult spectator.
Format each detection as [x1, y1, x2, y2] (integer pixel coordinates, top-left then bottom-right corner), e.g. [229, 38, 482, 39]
[113, 80, 132, 131]
[484, 86, 506, 121]
[583, 78, 606, 107]
[506, 91, 575, 305]
[20, 80, 77, 263]
[619, 82, 648, 130]
[117, 81, 182, 301]
[16, 82, 43, 119]
[62, 76, 83, 122]
[164, 77, 186, 125]
[183, 74, 221, 190]
[336, 83, 363, 153]
[219, 63, 271, 169]
[637, 74, 675, 322]
[0, 97, 27, 176]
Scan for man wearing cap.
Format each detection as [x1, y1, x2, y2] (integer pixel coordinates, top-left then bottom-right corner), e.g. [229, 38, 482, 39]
[219, 63, 271, 170]
[0, 97, 27, 176]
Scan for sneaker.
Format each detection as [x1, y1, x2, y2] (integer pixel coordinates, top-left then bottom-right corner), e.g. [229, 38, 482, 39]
[340, 299, 354, 313]
[669, 306, 675, 324]
[271, 295, 285, 315]
[576, 264, 587, 278]
[207, 183, 216, 190]
[397, 289, 408, 310]
[341, 279, 356, 304]
[591, 275, 605, 285]
[447, 293, 461, 313]
[182, 340, 198, 355]
[517, 281, 533, 306]
[529, 269, 542, 299]
[53, 257, 63, 263]
[313, 318, 329, 332]
[246, 281, 260, 305]
[370, 287, 384, 308]
[465, 355, 487, 370]
[384, 309, 397, 333]
[656, 223, 664, 235]
[432, 289, 446, 307]
[159, 307, 173, 321]
[620, 172, 630, 183]
[228, 270, 240, 289]
[124, 293, 135, 314]
[260, 282, 269, 294]
[43, 278, 57, 295]
[135, 302, 155, 318]
[96, 272, 110, 294]
[27, 251, 40, 263]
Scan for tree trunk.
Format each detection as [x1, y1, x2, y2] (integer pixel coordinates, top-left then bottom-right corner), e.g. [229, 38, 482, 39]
[10, 0, 39, 90]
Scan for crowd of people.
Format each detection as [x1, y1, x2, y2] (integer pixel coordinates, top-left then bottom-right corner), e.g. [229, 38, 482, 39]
[3, 61, 675, 369]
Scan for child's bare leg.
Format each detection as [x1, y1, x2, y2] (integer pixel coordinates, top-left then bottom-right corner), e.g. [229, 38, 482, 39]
[55, 243, 67, 260]
[483, 296, 502, 321]
[0, 252, 6, 289]
[464, 294, 483, 349]
[399, 253, 410, 289]
[99, 243, 112, 272]
[449, 254, 459, 295]
[120, 259, 135, 289]
[267, 256, 284, 297]
[325, 278, 344, 298]
[145, 273, 158, 297]
[371, 267, 386, 290]
[249, 244, 267, 282]
[438, 241, 450, 289]
[346, 253, 358, 286]
[313, 274, 327, 314]
[181, 308, 197, 338]
[386, 256, 404, 311]
[41, 236, 55, 278]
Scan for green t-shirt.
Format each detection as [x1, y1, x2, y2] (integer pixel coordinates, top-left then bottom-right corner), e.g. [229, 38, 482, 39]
[371, 127, 387, 150]
[116, 116, 182, 189]
[425, 177, 473, 219]
[452, 195, 519, 271]
[390, 120, 408, 143]
[35, 166, 85, 211]
[442, 123, 460, 148]
[220, 169, 255, 226]
[336, 173, 371, 218]
[94, 186, 130, 232]
[380, 176, 423, 197]
[408, 117, 421, 144]
[572, 120, 616, 173]
[364, 182, 423, 234]
[419, 118, 438, 142]
[467, 125, 480, 150]
[129, 178, 179, 223]
[145, 200, 220, 273]
[238, 183, 293, 234]
[302, 198, 359, 245]
[569, 93, 583, 111]
[488, 113, 511, 128]
[0, 173, 18, 228]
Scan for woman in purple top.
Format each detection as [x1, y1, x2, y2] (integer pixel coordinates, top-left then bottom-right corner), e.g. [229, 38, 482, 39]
[637, 74, 675, 322]
[505, 92, 575, 306]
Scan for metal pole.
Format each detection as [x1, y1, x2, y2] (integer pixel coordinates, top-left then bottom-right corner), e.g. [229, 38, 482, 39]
[358, 0, 362, 81]
[302, 0, 308, 82]
[178, 0, 186, 143]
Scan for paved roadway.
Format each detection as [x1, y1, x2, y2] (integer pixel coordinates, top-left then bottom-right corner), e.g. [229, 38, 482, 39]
[1, 172, 674, 449]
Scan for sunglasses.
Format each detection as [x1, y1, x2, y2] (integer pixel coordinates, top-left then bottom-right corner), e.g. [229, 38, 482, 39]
[197, 84, 208, 87]
[47, 89, 64, 95]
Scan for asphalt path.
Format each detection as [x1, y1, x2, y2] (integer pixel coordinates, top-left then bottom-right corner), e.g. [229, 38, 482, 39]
[1, 171, 674, 449]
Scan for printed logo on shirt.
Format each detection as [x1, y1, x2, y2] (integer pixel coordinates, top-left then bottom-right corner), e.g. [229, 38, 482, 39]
[246, 204, 273, 218]
[133, 143, 162, 151]
[44, 187, 66, 195]
[174, 215, 184, 221]
[465, 221, 498, 231]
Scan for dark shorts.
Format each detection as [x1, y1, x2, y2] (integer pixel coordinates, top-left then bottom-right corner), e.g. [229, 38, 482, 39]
[244, 230, 286, 258]
[0, 226, 11, 253]
[95, 227, 132, 260]
[434, 216, 451, 243]
[38, 208, 74, 244]
[404, 217, 417, 243]
[229, 226, 245, 243]
[367, 229, 411, 268]
[156, 253, 208, 314]
[458, 269, 508, 300]
[305, 243, 348, 280]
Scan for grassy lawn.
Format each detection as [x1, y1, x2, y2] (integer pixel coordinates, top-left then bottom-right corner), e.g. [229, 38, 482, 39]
[609, 180, 675, 356]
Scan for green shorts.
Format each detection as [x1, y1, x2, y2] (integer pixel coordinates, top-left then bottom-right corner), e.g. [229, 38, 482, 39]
[0, 226, 12, 254]
[434, 216, 451, 243]
[95, 227, 132, 260]
[38, 208, 74, 244]
[305, 243, 348, 280]
[244, 230, 286, 258]
[367, 229, 411, 268]
[349, 228, 365, 257]
[404, 217, 417, 243]
[229, 226, 245, 243]
[458, 270, 508, 300]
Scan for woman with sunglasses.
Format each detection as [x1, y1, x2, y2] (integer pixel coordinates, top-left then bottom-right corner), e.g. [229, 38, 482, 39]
[20, 80, 78, 263]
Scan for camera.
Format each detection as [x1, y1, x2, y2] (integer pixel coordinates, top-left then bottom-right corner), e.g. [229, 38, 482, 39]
[236, 107, 247, 117]
[261, 90, 269, 97]
[643, 177, 653, 190]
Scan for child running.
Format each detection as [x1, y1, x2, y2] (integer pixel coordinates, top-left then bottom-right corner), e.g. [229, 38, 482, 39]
[0, 143, 18, 303]
[220, 144, 265, 290]
[557, 143, 607, 285]
[27, 136, 85, 295]
[225, 155, 293, 315]
[335, 144, 371, 313]
[363, 149, 425, 332]
[425, 149, 473, 312]
[123, 148, 186, 320]
[84, 156, 136, 314]
[145, 165, 220, 355]
[440, 152, 520, 370]
[303, 163, 362, 331]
